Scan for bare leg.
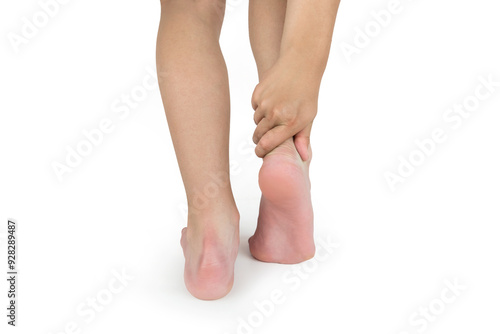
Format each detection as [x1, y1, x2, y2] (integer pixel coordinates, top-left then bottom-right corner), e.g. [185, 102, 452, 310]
[156, 0, 239, 300]
[248, 0, 315, 263]
[249, 0, 286, 79]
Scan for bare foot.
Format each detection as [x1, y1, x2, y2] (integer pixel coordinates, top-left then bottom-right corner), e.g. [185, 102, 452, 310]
[249, 138, 315, 264]
[181, 207, 239, 300]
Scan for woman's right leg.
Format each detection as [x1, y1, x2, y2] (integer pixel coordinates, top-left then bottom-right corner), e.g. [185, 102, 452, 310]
[156, 0, 239, 300]
[248, 0, 316, 264]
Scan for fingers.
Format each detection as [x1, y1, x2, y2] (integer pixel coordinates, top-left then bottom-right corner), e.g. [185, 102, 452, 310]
[251, 83, 261, 111]
[251, 84, 265, 125]
[253, 117, 274, 144]
[253, 106, 265, 125]
[294, 122, 313, 161]
[255, 125, 293, 158]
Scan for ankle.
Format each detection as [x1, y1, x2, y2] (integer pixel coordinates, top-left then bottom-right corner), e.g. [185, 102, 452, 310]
[185, 208, 240, 253]
[187, 201, 240, 228]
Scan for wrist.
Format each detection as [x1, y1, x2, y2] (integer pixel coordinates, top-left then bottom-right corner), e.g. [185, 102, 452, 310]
[279, 46, 328, 84]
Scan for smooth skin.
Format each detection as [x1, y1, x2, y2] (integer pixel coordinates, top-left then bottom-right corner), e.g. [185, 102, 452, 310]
[156, 0, 340, 300]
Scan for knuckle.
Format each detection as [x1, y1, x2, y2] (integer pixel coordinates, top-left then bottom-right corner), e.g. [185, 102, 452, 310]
[259, 99, 269, 112]
[287, 115, 299, 127]
[254, 82, 262, 93]
[251, 94, 257, 106]
[251, 85, 262, 103]
[268, 105, 281, 120]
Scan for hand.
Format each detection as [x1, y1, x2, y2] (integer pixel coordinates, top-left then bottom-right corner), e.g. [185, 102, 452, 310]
[251, 54, 321, 160]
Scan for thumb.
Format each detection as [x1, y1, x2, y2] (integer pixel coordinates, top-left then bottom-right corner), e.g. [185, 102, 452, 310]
[294, 123, 312, 162]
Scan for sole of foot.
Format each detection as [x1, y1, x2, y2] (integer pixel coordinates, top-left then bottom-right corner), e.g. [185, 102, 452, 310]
[249, 137, 315, 264]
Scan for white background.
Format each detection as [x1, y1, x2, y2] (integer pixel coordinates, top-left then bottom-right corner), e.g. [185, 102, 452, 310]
[1, 0, 499, 333]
